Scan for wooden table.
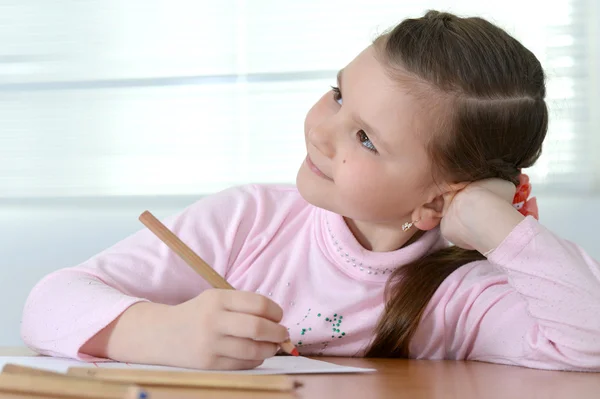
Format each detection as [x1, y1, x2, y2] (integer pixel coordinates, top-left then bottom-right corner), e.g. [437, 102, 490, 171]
[1, 347, 598, 398]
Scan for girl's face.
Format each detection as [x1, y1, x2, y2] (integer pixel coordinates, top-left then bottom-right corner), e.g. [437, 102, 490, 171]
[297, 45, 441, 230]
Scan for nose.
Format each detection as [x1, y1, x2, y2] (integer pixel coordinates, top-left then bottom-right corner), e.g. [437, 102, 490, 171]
[307, 119, 337, 159]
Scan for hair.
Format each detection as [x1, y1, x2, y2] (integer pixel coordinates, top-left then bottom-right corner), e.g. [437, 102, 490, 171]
[365, 10, 548, 357]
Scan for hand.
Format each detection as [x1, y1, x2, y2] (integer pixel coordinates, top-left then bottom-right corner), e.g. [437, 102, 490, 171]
[440, 178, 524, 254]
[158, 289, 289, 370]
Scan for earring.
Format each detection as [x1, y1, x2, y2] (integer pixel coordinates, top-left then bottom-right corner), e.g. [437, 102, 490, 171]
[402, 219, 420, 232]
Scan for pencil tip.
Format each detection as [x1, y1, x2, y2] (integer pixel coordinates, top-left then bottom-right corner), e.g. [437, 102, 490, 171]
[291, 348, 299, 356]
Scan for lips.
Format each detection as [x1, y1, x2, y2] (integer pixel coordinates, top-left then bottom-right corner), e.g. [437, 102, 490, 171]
[306, 155, 333, 181]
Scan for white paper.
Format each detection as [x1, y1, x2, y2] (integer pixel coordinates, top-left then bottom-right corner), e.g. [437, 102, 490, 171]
[0, 356, 375, 375]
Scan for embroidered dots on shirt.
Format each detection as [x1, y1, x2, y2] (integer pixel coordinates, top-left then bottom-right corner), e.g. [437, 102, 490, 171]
[326, 218, 392, 275]
[291, 308, 348, 355]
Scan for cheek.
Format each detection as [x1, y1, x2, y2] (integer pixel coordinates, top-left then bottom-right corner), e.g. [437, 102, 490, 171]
[335, 158, 419, 219]
[338, 158, 388, 200]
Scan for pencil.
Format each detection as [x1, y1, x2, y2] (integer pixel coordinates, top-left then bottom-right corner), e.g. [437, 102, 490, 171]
[67, 367, 301, 391]
[0, 365, 148, 399]
[138, 210, 299, 357]
[2, 363, 66, 377]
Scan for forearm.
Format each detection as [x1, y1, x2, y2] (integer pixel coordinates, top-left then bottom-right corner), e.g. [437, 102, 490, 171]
[473, 219, 600, 369]
[80, 302, 173, 364]
[461, 194, 525, 255]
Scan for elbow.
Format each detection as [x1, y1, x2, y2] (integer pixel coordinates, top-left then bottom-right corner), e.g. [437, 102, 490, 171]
[523, 337, 600, 372]
[19, 273, 66, 356]
[20, 284, 48, 354]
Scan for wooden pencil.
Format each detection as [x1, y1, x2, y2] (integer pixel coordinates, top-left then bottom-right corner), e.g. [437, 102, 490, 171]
[138, 210, 299, 357]
[2, 363, 66, 377]
[67, 367, 301, 391]
[0, 366, 147, 399]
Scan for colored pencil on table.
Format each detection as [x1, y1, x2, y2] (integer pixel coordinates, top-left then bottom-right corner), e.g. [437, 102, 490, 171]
[2, 363, 65, 377]
[0, 364, 147, 399]
[138, 210, 299, 357]
[68, 367, 301, 391]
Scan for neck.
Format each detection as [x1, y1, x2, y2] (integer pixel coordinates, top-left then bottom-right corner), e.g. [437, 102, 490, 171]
[344, 217, 423, 252]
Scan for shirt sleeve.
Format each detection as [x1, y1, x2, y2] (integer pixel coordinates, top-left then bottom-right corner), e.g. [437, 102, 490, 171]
[413, 216, 600, 371]
[20, 185, 262, 361]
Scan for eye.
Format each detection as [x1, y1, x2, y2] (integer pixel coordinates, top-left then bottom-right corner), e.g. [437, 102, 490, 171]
[330, 86, 343, 105]
[358, 131, 378, 154]
[330, 85, 378, 154]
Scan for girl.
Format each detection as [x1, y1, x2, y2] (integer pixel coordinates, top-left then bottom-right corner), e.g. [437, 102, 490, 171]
[21, 11, 600, 371]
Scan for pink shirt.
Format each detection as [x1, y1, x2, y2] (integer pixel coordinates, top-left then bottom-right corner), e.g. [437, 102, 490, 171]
[21, 184, 600, 370]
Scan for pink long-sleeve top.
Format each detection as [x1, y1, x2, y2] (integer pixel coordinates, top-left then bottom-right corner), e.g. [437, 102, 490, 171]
[20, 184, 600, 370]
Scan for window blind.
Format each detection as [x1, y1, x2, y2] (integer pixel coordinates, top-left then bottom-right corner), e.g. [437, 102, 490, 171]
[0, 0, 596, 197]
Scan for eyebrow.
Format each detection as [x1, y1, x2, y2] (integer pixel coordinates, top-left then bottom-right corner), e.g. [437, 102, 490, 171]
[336, 69, 392, 152]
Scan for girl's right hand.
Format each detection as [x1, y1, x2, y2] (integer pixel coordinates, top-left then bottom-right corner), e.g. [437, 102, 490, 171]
[158, 289, 290, 370]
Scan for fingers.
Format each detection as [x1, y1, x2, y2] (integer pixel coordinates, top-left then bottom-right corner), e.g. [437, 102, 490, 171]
[474, 179, 517, 203]
[219, 290, 284, 323]
[190, 290, 287, 371]
[212, 356, 264, 370]
[215, 336, 279, 361]
[216, 311, 290, 343]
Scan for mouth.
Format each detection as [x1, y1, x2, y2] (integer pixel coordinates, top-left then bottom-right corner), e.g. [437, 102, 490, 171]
[305, 155, 333, 181]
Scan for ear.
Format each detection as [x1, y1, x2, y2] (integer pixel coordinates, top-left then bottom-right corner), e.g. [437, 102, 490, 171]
[411, 182, 468, 231]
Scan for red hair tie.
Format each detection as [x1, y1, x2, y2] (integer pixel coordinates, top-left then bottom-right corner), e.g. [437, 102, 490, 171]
[513, 173, 539, 220]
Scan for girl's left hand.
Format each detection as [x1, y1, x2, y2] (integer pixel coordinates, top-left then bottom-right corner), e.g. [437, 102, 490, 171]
[440, 179, 525, 254]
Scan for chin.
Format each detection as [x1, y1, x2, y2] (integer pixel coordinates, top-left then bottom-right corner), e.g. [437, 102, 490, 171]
[296, 166, 335, 212]
[296, 171, 389, 222]
[296, 167, 315, 202]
